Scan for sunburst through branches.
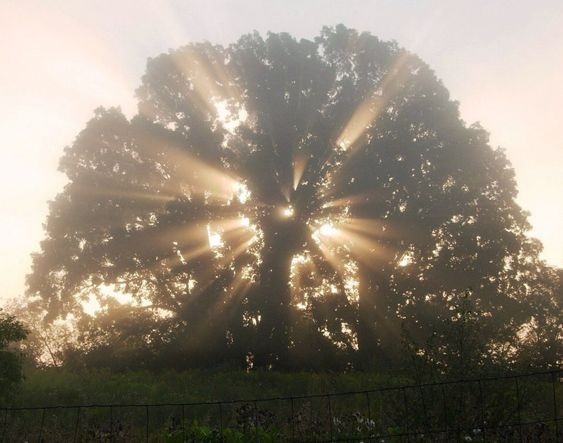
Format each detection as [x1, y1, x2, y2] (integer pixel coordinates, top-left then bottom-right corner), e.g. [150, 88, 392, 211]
[28, 27, 452, 366]
[69, 39, 406, 346]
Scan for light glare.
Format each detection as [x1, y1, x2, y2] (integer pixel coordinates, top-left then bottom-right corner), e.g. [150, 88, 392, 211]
[319, 223, 337, 237]
[282, 206, 294, 217]
[235, 183, 251, 204]
[207, 226, 224, 249]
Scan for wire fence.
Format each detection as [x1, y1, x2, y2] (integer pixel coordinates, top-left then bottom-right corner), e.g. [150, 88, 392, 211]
[1, 369, 561, 442]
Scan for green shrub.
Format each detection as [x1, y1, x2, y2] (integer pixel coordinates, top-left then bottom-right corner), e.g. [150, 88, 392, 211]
[0, 311, 27, 404]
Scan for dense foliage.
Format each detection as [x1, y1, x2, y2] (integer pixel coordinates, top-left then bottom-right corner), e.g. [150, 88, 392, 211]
[24, 26, 561, 371]
[0, 310, 27, 401]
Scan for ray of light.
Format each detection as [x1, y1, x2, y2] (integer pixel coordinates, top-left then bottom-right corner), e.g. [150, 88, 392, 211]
[216, 217, 262, 248]
[335, 94, 385, 151]
[279, 184, 292, 203]
[292, 151, 309, 191]
[220, 234, 259, 265]
[134, 226, 261, 329]
[228, 267, 255, 299]
[310, 236, 349, 275]
[336, 230, 393, 267]
[175, 243, 212, 263]
[80, 282, 153, 317]
[182, 232, 259, 303]
[337, 218, 398, 240]
[171, 45, 244, 121]
[72, 183, 177, 204]
[149, 140, 244, 202]
[120, 215, 259, 280]
[310, 220, 393, 270]
[335, 52, 412, 152]
[184, 265, 255, 349]
[208, 216, 254, 233]
[134, 241, 210, 280]
[311, 52, 414, 203]
[321, 191, 384, 210]
[142, 223, 207, 249]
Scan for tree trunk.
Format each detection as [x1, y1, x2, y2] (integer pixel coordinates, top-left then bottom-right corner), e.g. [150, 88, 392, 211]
[357, 264, 390, 369]
[254, 217, 304, 368]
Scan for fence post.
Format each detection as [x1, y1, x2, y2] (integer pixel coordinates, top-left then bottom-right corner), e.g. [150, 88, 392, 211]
[2, 408, 8, 443]
[109, 406, 114, 443]
[441, 385, 448, 438]
[218, 403, 223, 442]
[38, 408, 45, 443]
[145, 405, 149, 443]
[253, 400, 258, 440]
[365, 391, 372, 435]
[456, 382, 462, 443]
[552, 371, 559, 441]
[327, 394, 333, 441]
[309, 399, 314, 441]
[182, 404, 186, 442]
[418, 384, 429, 435]
[73, 407, 80, 443]
[478, 380, 486, 440]
[515, 378, 523, 442]
[402, 387, 410, 442]
[290, 396, 295, 442]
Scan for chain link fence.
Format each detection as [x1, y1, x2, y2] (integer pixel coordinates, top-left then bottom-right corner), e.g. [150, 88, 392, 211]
[1, 369, 561, 442]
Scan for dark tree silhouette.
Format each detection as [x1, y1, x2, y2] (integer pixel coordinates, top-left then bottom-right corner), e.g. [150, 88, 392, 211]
[0, 311, 27, 400]
[26, 26, 561, 370]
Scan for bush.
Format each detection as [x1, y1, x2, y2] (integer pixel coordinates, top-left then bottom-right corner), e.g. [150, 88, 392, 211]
[0, 310, 27, 404]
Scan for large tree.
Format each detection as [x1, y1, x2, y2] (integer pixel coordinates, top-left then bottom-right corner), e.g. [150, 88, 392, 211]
[26, 26, 560, 370]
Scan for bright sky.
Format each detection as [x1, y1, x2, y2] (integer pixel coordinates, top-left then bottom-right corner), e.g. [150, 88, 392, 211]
[1, 0, 562, 302]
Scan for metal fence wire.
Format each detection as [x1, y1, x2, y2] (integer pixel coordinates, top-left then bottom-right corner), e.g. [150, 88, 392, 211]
[1, 369, 561, 442]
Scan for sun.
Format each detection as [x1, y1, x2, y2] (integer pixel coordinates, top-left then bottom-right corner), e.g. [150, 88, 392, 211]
[281, 205, 295, 218]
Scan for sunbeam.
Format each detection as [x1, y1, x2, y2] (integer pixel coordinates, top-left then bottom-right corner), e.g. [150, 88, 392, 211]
[72, 183, 177, 204]
[171, 45, 245, 122]
[292, 151, 309, 191]
[321, 191, 384, 210]
[335, 52, 412, 152]
[310, 215, 394, 271]
[144, 139, 244, 201]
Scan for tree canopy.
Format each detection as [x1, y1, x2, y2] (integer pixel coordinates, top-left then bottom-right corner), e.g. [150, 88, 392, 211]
[26, 26, 561, 371]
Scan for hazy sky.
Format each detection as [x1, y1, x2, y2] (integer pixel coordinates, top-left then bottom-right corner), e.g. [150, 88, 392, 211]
[1, 0, 562, 303]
